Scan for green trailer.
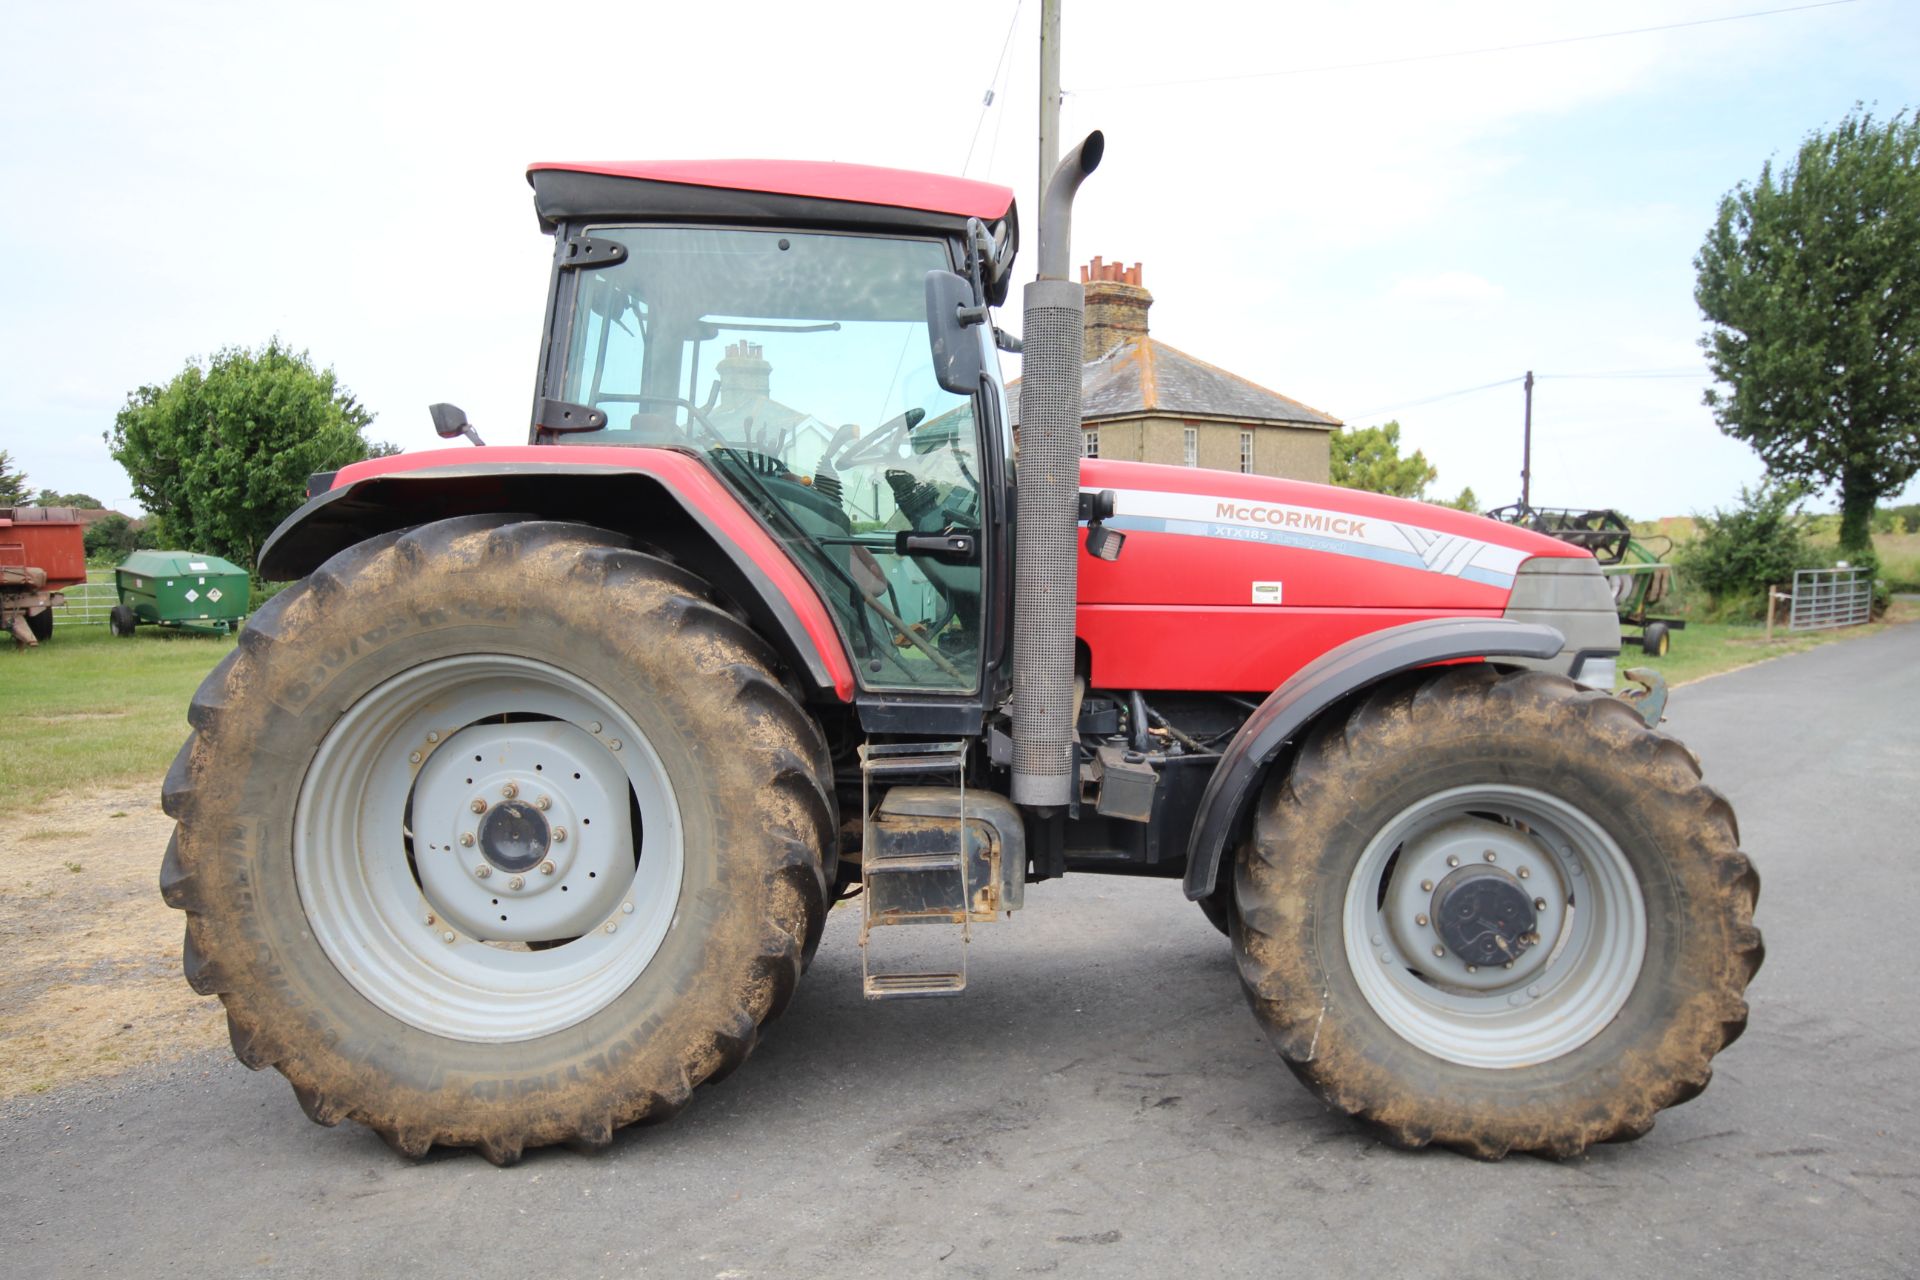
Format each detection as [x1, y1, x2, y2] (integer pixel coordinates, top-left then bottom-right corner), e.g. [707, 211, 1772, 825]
[111, 550, 251, 636]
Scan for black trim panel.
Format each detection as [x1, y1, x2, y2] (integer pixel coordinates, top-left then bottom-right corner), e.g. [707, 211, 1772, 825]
[530, 170, 1000, 238]
[1180, 618, 1567, 900]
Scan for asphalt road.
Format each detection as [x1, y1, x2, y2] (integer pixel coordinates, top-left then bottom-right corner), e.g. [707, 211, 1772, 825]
[5, 626, 1918, 1279]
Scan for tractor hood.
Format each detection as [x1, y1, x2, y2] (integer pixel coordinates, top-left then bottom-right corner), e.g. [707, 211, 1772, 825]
[1073, 459, 1592, 692]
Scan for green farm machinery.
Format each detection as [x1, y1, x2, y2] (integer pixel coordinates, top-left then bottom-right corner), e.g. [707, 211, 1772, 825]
[110, 551, 251, 637]
[1485, 506, 1682, 655]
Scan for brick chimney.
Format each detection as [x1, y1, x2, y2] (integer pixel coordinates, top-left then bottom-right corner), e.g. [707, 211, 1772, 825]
[715, 340, 771, 410]
[1080, 257, 1151, 360]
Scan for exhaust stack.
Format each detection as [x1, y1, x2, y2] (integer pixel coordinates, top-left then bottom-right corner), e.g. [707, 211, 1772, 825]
[1011, 131, 1103, 808]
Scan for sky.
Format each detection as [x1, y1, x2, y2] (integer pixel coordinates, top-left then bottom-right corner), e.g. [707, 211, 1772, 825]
[1, 0, 1914, 520]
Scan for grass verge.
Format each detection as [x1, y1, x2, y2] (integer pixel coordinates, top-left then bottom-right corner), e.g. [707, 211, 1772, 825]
[1621, 598, 1914, 688]
[0, 623, 235, 808]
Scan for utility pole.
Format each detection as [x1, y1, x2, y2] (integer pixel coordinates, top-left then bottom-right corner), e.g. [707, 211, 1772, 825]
[1520, 369, 1535, 508]
[1039, 0, 1061, 219]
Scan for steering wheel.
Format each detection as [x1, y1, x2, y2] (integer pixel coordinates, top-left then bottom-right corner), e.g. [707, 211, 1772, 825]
[827, 407, 926, 473]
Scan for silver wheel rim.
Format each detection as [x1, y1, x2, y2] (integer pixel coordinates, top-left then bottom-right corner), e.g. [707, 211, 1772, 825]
[1342, 784, 1646, 1069]
[294, 655, 683, 1042]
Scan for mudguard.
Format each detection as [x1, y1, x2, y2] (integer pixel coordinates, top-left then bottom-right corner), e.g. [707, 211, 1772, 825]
[257, 446, 857, 700]
[1181, 617, 1565, 900]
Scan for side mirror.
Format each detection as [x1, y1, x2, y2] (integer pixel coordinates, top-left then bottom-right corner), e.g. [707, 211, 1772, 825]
[429, 403, 484, 446]
[925, 271, 986, 396]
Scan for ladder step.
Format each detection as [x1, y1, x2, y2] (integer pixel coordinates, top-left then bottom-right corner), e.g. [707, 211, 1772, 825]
[863, 971, 967, 1000]
[864, 851, 963, 874]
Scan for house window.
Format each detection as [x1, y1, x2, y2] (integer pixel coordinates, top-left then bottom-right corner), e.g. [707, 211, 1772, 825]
[1239, 430, 1254, 474]
[1183, 427, 1198, 467]
[1083, 428, 1099, 459]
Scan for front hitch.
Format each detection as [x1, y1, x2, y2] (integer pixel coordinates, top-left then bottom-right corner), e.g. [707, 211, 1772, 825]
[1619, 667, 1668, 726]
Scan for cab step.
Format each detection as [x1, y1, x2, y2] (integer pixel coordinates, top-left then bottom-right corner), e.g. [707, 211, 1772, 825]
[858, 741, 972, 1000]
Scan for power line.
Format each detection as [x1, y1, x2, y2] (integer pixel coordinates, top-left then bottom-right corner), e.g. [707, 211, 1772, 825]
[962, 0, 1024, 176]
[1349, 376, 1524, 419]
[1071, 0, 1862, 95]
[1349, 367, 1711, 418]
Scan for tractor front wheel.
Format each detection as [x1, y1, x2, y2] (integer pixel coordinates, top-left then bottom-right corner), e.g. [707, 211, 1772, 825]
[1232, 665, 1762, 1159]
[160, 516, 834, 1163]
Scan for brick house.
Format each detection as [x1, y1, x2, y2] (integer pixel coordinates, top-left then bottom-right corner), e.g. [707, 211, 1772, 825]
[1012, 258, 1339, 481]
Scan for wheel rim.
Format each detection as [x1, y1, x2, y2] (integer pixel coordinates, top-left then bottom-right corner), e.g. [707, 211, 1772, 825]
[294, 655, 684, 1042]
[1341, 783, 1646, 1069]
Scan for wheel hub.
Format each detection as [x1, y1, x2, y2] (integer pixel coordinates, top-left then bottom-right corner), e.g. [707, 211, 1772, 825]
[478, 800, 551, 874]
[1430, 866, 1537, 967]
[412, 721, 634, 943]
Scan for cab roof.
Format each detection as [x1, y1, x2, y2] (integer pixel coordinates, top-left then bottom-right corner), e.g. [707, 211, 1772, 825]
[525, 159, 1016, 237]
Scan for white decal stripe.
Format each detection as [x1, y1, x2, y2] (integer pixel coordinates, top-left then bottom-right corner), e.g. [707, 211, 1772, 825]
[1102, 487, 1528, 584]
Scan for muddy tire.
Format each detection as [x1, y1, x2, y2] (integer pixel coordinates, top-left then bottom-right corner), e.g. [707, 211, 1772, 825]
[160, 516, 834, 1163]
[1233, 666, 1762, 1159]
[110, 605, 137, 637]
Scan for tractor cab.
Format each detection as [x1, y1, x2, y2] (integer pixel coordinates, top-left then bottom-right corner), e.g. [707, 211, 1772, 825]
[520, 162, 1022, 700]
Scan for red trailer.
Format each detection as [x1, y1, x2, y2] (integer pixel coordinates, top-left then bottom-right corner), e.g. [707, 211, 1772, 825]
[1, 507, 88, 646]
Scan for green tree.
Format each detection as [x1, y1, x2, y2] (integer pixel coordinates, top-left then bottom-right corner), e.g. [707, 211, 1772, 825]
[107, 340, 395, 568]
[33, 488, 103, 508]
[1694, 106, 1920, 557]
[0, 450, 28, 505]
[83, 512, 146, 562]
[1330, 420, 1439, 499]
[1676, 479, 1818, 614]
[1440, 485, 1479, 512]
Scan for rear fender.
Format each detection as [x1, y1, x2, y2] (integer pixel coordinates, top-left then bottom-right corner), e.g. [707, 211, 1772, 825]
[1181, 617, 1564, 901]
[257, 447, 856, 700]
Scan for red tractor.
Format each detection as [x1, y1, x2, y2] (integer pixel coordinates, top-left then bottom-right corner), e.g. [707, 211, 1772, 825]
[162, 135, 1760, 1164]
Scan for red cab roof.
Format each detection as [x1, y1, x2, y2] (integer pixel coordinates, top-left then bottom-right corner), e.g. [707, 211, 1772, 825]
[525, 159, 1014, 222]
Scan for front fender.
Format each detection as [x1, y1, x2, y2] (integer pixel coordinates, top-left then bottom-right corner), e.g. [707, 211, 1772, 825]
[259, 446, 857, 700]
[1181, 617, 1565, 900]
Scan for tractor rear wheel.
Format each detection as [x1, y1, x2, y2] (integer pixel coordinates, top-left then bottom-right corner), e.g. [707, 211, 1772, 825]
[1232, 665, 1762, 1159]
[160, 516, 834, 1163]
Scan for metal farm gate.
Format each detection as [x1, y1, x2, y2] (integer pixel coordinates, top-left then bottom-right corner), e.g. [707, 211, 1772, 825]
[1789, 567, 1873, 631]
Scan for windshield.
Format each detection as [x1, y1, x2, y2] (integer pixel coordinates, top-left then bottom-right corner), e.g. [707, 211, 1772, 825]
[558, 226, 987, 692]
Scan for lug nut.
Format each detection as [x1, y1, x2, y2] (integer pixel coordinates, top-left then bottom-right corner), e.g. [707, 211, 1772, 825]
[509, 875, 525, 890]
[539, 861, 555, 876]
[409, 751, 422, 764]
[1466, 965, 1479, 974]
[608, 739, 623, 751]
[1415, 913, 1429, 927]
[470, 799, 487, 814]
[1504, 961, 1515, 970]
[475, 864, 491, 879]
[1483, 850, 1498, 862]
[621, 902, 634, 915]
[535, 795, 552, 811]
[589, 721, 603, 734]
[502, 782, 518, 799]
[1446, 855, 1460, 868]
[426, 731, 440, 744]
[1432, 946, 1446, 958]
[442, 930, 456, 944]
[424, 913, 436, 926]
[1420, 880, 1434, 892]
[553, 826, 567, 843]
[460, 832, 475, 848]
[1535, 898, 1548, 911]
[603, 921, 617, 934]
[1517, 866, 1530, 879]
